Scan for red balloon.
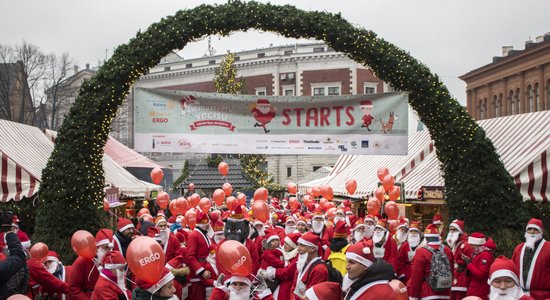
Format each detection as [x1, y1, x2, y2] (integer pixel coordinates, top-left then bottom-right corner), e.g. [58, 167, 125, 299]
[389, 279, 408, 300]
[387, 219, 399, 235]
[127, 236, 165, 284]
[252, 200, 269, 222]
[385, 201, 399, 220]
[176, 198, 190, 214]
[138, 208, 150, 218]
[377, 167, 390, 182]
[319, 198, 328, 209]
[237, 193, 247, 206]
[302, 194, 312, 207]
[323, 201, 335, 211]
[287, 182, 297, 194]
[388, 185, 401, 201]
[218, 162, 229, 176]
[213, 189, 226, 206]
[198, 197, 212, 213]
[226, 196, 239, 211]
[169, 200, 180, 216]
[375, 186, 386, 203]
[345, 179, 357, 195]
[150, 167, 164, 185]
[325, 207, 336, 220]
[254, 187, 268, 201]
[71, 230, 96, 260]
[103, 199, 110, 212]
[320, 185, 334, 200]
[311, 186, 321, 198]
[29, 242, 49, 260]
[185, 209, 197, 229]
[7, 295, 32, 300]
[156, 191, 170, 209]
[188, 193, 201, 208]
[217, 240, 252, 276]
[222, 183, 233, 197]
[367, 198, 381, 215]
[382, 175, 395, 192]
[289, 197, 299, 210]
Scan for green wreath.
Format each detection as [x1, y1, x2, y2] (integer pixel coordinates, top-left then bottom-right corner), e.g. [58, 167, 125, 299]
[35, 1, 525, 259]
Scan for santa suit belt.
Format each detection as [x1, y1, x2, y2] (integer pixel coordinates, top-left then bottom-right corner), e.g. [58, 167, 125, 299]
[197, 258, 206, 262]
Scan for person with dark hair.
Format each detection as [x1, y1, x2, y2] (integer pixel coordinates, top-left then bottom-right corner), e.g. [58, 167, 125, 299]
[0, 211, 27, 299]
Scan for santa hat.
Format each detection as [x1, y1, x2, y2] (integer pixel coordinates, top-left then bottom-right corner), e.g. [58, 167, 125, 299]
[312, 207, 324, 219]
[117, 218, 134, 233]
[11, 215, 20, 228]
[257, 99, 270, 105]
[449, 219, 464, 234]
[352, 218, 365, 231]
[484, 238, 496, 250]
[213, 219, 224, 234]
[137, 267, 174, 294]
[228, 274, 253, 286]
[298, 232, 320, 249]
[364, 214, 377, 224]
[209, 212, 221, 224]
[335, 208, 345, 216]
[397, 219, 409, 230]
[285, 216, 296, 225]
[375, 219, 387, 231]
[95, 229, 114, 247]
[432, 213, 442, 225]
[147, 227, 162, 242]
[489, 256, 519, 285]
[360, 100, 373, 107]
[296, 218, 307, 227]
[424, 224, 439, 238]
[155, 216, 167, 226]
[304, 282, 342, 300]
[333, 220, 349, 238]
[175, 231, 187, 244]
[409, 221, 421, 232]
[102, 251, 126, 269]
[284, 232, 301, 249]
[344, 208, 353, 216]
[253, 220, 264, 227]
[229, 206, 245, 221]
[165, 255, 186, 270]
[42, 251, 61, 264]
[196, 211, 210, 224]
[167, 216, 176, 225]
[17, 231, 31, 249]
[526, 218, 543, 233]
[468, 232, 486, 246]
[264, 230, 280, 245]
[346, 239, 375, 268]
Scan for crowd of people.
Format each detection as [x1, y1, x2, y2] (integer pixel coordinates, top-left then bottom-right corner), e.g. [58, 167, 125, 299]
[1, 197, 549, 300]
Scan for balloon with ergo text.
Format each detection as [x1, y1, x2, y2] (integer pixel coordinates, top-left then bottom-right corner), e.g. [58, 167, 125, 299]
[127, 236, 165, 284]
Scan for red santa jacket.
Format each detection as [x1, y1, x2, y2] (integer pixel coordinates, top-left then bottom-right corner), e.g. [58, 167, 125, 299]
[465, 249, 494, 300]
[68, 256, 99, 300]
[273, 255, 298, 300]
[27, 258, 68, 298]
[451, 238, 471, 294]
[344, 280, 398, 300]
[40, 265, 71, 300]
[252, 234, 264, 267]
[91, 273, 131, 300]
[208, 286, 274, 300]
[396, 241, 414, 282]
[512, 240, 550, 300]
[163, 233, 182, 262]
[372, 232, 399, 273]
[291, 257, 328, 299]
[315, 226, 334, 257]
[185, 228, 214, 280]
[261, 248, 285, 270]
[406, 244, 454, 300]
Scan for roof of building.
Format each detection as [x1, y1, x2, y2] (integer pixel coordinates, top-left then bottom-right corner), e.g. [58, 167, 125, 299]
[181, 157, 254, 190]
[300, 110, 550, 203]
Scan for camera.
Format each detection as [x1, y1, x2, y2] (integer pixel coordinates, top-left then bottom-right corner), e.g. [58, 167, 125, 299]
[1, 210, 14, 232]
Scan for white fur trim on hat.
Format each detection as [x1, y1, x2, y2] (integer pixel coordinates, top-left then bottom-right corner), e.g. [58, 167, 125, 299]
[229, 276, 251, 286]
[104, 263, 126, 270]
[95, 239, 114, 248]
[265, 234, 280, 245]
[44, 256, 60, 263]
[284, 236, 297, 249]
[345, 252, 373, 268]
[119, 223, 134, 232]
[468, 236, 486, 245]
[449, 223, 463, 234]
[146, 272, 175, 294]
[253, 220, 264, 226]
[296, 220, 306, 226]
[526, 224, 542, 233]
[297, 237, 318, 249]
[304, 287, 319, 300]
[490, 269, 519, 286]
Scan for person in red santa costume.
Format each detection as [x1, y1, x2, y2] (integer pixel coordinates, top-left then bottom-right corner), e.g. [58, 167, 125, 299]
[91, 250, 131, 300]
[40, 251, 71, 300]
[397, 221, 422, 283]
[68, 228, 113, 300]
[407, 224, 454, 300]
[432, 213, 446, 240]
[165, 255, 191, 300]
[350, 218, 366, 245]
[252, 219, 266, 265]
[488, 255, 534, 300]
[371, 219, 399, 273]
[290, 232, 329, 299]
[113, 218, 135, 258]
[304, 282, 342, 300]
[251, 98, 276, 133]
[445, 219, 471, 300]
[184, 211, 216, 299]
[209, 274, 274, 300]
[27, 245, 69, 299]
[342, 239, 397, 300]
[362, 214, 377, 241]
[155, 216, 181, 262]
[310, 208, 334, 258]
[463, 232, 495, 300]
[511, 218, 550, 300]
[132, 267, 178, 299]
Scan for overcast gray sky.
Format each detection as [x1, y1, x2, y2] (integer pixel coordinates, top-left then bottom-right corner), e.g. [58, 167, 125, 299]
[1, 0, 549, 104]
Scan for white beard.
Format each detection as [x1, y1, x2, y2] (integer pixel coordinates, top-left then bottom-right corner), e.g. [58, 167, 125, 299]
[296, 252, 308, 272]
[408, 234, 421, 248]
[46, 261, 59, 274]
[116, 270, 127, 291]
[283, 248, 298, 261]
[229, 286, 250, 300]
[96, 248, 108, 263]
[214, 234, 224, 244]
[312, 221, 324, 234]
[159, 228, 170, 245]
[489, 285, 522, 300]
[373, 231, 386, 244]
[341, 274, 356, 292]
[285, 226, 296, 235]
[353, 231, 365, 243]
[446, 232, 460, 248]
[396, 231, 408, 244]
[364, 225, 374, 239]
[525, 233, 542, 250]
[334, 216, 345, 224]
[258, 228, 266, 237]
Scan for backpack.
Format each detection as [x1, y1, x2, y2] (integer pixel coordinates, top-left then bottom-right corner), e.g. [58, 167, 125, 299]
[424, 246, 452, 291]
[7, 261, 29, 296]
[307, 258, 343, 284]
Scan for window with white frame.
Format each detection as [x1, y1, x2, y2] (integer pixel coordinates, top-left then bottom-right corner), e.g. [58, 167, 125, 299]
[282, 85, 295, 96]
[311, 82, 341, 96]
[255, 87, 267, 96]
[364, 82, 378, 94]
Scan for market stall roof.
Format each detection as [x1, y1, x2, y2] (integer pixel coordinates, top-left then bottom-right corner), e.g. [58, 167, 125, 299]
[180, 158, 254, 190]
[301, 110, 550, 202]
[1, 120, 160, 202]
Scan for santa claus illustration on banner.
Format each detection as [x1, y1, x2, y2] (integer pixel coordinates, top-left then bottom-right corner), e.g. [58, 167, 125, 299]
[251, 98, 276, 133]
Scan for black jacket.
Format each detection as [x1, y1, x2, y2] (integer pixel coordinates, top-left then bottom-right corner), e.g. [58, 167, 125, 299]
[0, 232, 27, 299]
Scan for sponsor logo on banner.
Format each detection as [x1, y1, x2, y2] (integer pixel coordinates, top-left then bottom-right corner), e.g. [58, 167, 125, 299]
[289, 139, 300, 143]
[338, 145, 348, 152]
[373, 141, 382, 149]
[189, 120, 235, 131]
[303, 140, 320, 144]
[362, 140, 369, 148]
[308, 146, 322, 150]
[178, 139, 192, 149]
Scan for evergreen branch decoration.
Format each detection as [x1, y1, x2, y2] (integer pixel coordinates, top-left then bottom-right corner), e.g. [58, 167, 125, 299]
[36, 1, 526, 259]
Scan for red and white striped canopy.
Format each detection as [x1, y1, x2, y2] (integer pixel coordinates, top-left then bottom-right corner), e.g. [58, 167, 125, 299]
[1, 152, 39, 202]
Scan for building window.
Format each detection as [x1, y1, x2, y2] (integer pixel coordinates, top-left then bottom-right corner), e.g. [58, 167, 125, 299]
[257, 53, 266, 58]
[287, 167, 292, 178]
[280, 74, 287, 80]
[209, 60, 216, 65]
[365, 87, 375, 94]
[363, 82, 378, 94]
[313, 166, 322, 172]
[311, 83, 341, 96]
[546, 79, 550, 110]
[164, 66, 171, 71]
[479, 98, 487, 119]
[497, 93, 503, 117]
[234, 56, 240, 61]
[255, 87, 267, 96]
[284, 89, 294, 96]
[534, 83, 539, 112]
[514, 88, 520, 114]
[508, 91, 514, 115]
[328, 87, 340, 95]
[284, 50, 293, 55]
[527, 85, 534, 112]
[313, 47, 325, 52]
[313, 87, 325, 96]
[186, 63, 192, 68]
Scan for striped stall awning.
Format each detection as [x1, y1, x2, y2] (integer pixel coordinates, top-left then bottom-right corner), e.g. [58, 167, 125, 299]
[1, 152, 39, 202]
[300, 111, 550, 202]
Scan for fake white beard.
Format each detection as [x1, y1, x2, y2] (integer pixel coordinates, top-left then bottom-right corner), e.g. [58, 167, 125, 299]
[354, 231, 365, 243]
[489, 285, 522, 300]
[283, 247, 298, 261]
[96, 248, 108, 262]
[116, 269, 127, 290]
[176, 216, 183, 224]
[46, 261, 59, 274]
[364, 225, 374, 239]
[285, 225, 296, 235]
[312, 221, 324, 234]
[214, 234, 224, 244]
[341, 274, 357, 292]
[159, 228, 170, 245]
[396, 230, 408, 244]
[334, 216, 345, 224]
[258, 228, 266, 237]
[446, 232, 460, 248]
[525, 233, 542, 250]
[373, 231, 386, 244]
[228, 286, 251, 300]
[408, 234, 421, 248]
[296, 252, 308, 272]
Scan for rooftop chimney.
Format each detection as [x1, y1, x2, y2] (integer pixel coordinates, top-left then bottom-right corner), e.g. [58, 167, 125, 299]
[502, 46, 513, 56]
[73, 65, 79, 74]
[85, 63, 90, 70]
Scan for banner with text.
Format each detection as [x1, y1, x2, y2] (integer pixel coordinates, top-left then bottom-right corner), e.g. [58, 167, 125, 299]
[134, 88, 409, 155]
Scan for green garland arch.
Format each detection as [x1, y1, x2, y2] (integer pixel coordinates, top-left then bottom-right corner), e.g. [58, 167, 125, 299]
[35, 1, 526, 259]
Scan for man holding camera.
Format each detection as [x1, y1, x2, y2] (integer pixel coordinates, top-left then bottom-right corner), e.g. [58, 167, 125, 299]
[1, 211, 28, 299]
